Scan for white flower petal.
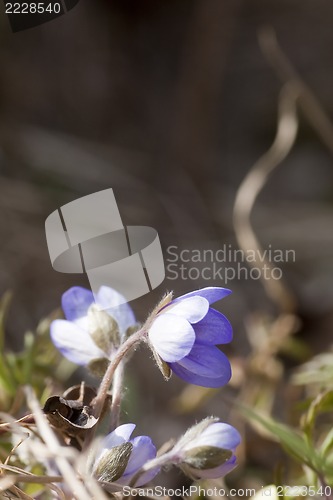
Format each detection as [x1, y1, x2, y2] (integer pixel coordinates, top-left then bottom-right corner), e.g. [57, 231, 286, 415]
[50, 320, 105, 365]
[75, 315, 89, 331]
[96, 286, 136, 335]
[184, 423, 241, 451]
[148, 313, 195, 362]
[166, 296, 209, 324]
[94, 424, 136, 469]
[101, 424, 136, 450]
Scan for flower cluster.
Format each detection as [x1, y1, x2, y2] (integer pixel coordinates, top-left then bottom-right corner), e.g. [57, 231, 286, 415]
[49, 285, 240, 489]
[51, 286, 232, 388]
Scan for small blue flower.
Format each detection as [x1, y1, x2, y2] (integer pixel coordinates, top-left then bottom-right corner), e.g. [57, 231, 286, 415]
[174, 419, 241, 479]
[93, 423, 159, 486]
[50, 286, 136, 365]
[148, 287, 232, 388]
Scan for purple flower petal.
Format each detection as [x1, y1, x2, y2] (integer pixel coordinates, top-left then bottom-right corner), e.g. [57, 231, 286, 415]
[166, 296, 209, 324]
[188, 423, 241, 451]
[169, 345, 231, 388]
[50, 319, 105, 365]
[130, 465, 160, 487]
[170, 363, 231, 388]
[176, 344, 231, 379]
[95, 428, 159, 487]
[61, 287, 94, 322]
[193, 308, 232, 345]
[125, 436, 156, 474]
[173, 287, 231, 306]
[119, 436, 159, 486]
[96, 286, 136, 335]
[100, 424, 136, 450]
[148, 314, 195, 362]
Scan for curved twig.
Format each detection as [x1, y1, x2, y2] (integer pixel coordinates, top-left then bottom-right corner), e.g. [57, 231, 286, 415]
[233, 83, 299, 312]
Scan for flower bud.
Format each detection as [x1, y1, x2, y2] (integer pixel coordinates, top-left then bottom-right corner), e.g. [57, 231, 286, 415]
[92, 424, 159, 487]
[94, 442, 133, 483]
[171, 417, 241, 479]
[88, 304, 120, 353]
[182, 445, 232, 470]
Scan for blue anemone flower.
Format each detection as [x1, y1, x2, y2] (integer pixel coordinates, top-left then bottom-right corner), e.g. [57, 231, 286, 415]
[50, 286, 136, 365]
[148, 287, 232, 388]
[93, 423, 159, 486]
[175, 419, 241, 479]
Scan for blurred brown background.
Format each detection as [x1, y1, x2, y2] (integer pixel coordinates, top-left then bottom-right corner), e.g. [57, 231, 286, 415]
[1, 0, 333, 484]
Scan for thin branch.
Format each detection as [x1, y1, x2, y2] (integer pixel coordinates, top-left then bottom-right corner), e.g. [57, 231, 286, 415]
[91, 328, 144, 420]
[233, 83, 299, 312]
[259, 27, 333, 158]
[24, 386, 92, 500]
[109, 358, 125, 432]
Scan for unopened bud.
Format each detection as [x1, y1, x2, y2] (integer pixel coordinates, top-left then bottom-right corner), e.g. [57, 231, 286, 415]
[88, 304, 120, 354]
[162, 417, 241, 480]
[182, 445, 232, 470]
[94, 442, 133, 483]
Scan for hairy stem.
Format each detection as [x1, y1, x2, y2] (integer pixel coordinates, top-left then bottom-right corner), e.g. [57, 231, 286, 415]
[92, 328, 145, 419]
[109, 358, 125, 432]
